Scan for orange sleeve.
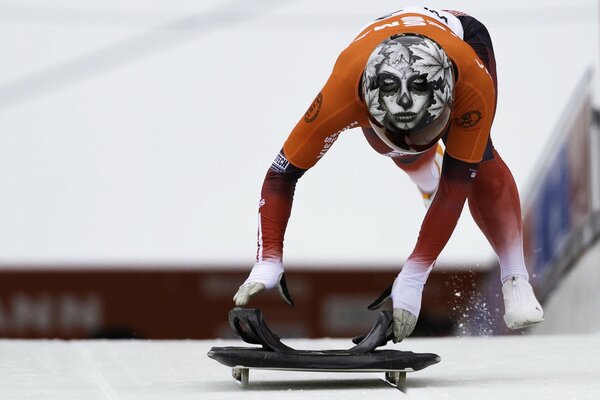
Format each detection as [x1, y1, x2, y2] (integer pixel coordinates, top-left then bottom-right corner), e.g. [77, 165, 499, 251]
[282, 66, 363, 170]
[445, 62, 496, 163]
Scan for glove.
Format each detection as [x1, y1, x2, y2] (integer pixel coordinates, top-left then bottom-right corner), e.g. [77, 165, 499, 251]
[367, 278, 418, 343]
[392, 308, 417, 343]
[370, 259, 438, 343]
[233, 261, 294, 307]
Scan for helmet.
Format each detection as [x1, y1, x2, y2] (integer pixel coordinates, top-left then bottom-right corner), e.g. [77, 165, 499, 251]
[362, 33, 454, 154]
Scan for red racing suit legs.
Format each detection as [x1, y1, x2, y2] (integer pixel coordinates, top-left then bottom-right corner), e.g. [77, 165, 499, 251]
[468, 148, 529, 283]
[393, 139, 530, 317]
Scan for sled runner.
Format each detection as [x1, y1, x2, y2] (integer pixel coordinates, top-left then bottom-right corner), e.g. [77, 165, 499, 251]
[207, 308, 440, 391]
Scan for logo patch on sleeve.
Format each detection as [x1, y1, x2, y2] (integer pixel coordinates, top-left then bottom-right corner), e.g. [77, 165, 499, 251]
[454, 110, 482, 128]
[271, 152, 291, 173]
[304, 92, 323, 123]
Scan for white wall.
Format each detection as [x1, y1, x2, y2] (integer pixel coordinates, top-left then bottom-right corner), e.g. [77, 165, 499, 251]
[0, 0, 598, 266]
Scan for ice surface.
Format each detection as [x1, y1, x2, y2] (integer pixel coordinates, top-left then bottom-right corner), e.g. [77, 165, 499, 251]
[1, 334, 599, 399]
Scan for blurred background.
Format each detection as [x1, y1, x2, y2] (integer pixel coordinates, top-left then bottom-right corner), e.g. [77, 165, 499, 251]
[0, 0, 598, 339]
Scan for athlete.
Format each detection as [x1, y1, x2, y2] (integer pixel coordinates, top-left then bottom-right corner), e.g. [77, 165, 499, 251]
[233, 7, 544, 341]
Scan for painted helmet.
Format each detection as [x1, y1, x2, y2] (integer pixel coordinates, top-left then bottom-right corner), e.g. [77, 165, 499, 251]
[362, 33, 454, 154]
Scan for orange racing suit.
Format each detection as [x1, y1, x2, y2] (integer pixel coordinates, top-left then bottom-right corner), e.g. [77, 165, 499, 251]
[256, 9, 526, 288]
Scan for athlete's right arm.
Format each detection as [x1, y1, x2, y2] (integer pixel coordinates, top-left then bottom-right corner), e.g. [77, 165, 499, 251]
[233, 56, 364, 306]
[232, 153, 305, 307]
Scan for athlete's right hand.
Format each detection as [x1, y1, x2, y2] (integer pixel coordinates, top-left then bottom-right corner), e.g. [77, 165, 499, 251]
[233, 261, 294, 307]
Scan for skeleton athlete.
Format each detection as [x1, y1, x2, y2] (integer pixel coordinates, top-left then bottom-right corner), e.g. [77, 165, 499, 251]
[234, 6, 544, 341]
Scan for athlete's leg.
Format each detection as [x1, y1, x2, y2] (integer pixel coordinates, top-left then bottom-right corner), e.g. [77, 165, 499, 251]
[467, 141, 528, 283]
[467, 141, 544, 329]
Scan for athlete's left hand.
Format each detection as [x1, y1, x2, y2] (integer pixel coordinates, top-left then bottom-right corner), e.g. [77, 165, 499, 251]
[392, 308, 417, 343]
[366, 278, 418, 342]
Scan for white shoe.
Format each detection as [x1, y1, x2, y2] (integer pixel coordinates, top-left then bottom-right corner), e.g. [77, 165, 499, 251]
[419, 144, 444, 210]
[502, 276, 544, 330]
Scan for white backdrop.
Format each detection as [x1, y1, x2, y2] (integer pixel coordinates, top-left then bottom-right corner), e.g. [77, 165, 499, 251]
[0, 0, 597, 266]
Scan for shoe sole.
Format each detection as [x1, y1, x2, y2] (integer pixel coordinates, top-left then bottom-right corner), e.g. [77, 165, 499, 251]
[505, 317, 545, 330]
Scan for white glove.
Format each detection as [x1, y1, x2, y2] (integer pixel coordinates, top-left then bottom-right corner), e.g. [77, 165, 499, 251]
[233, 261, 294, 307]
[368, 262, 434, 342]
[390, 262, 434, 342]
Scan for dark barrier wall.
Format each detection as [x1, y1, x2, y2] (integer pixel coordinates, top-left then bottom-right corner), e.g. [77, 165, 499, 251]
[0, 266, 488, 339]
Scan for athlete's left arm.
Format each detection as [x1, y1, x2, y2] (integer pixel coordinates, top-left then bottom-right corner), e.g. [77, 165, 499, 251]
[407, 152, 479, 267]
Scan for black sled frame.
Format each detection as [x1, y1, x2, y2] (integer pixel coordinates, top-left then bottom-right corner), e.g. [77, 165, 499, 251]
[207, 308, 440, 391]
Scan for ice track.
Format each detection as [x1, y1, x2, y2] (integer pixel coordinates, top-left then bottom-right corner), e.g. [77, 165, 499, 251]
[1, 333, 599, 399]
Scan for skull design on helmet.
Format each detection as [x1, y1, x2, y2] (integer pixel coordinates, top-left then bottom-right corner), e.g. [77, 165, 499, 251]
[363, 34, 454, 154]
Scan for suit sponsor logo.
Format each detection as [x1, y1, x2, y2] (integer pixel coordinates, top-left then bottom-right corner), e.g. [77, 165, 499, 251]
[454, 110, 482, 128]
[316, 121, 358, 159]
[304, 92, 323, 123]
[271, 152, 290, 173]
